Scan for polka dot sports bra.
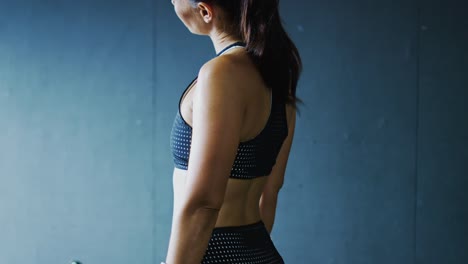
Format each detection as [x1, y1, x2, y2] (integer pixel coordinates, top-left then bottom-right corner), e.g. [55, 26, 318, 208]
[169, 42, 289, 179]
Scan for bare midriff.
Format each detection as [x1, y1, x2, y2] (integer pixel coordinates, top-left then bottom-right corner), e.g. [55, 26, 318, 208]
[172, 167, 268, 227]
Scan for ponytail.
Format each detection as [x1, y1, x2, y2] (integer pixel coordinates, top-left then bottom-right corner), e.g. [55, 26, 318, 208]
[191, 0, 302, 109]
[239, 0, 302, 110]
[240, 0, 274, 57]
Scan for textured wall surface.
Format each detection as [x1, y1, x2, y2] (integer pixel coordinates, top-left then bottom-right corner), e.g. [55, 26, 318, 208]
[416, 1, 468, 263]
[0, 1, 155, 263]
[0, 0, 466, 263]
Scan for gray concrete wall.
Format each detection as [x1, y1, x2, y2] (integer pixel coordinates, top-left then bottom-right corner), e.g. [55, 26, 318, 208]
[0, 0, 466, 263]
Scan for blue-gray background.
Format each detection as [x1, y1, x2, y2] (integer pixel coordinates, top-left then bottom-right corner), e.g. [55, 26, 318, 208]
[0, 0, 466, 263]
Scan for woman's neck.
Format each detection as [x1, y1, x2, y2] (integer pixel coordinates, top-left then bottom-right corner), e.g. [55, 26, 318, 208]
[209, 31, 243, 54]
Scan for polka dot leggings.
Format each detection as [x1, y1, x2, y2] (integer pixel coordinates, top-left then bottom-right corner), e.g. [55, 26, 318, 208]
[201, 221, 284, 264]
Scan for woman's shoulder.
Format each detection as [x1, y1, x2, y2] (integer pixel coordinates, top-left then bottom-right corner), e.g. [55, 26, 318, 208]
[199, 53, 250, 80]
[198, 54, 255, 94]
[193, 55, 252, 106]
[198, 53, 261, 95]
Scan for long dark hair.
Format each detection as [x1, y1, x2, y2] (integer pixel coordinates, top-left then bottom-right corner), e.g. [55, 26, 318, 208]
[191, 0, 302, 110]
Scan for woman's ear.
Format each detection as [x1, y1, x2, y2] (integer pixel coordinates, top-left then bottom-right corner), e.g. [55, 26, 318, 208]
[197, 2, 214, 23]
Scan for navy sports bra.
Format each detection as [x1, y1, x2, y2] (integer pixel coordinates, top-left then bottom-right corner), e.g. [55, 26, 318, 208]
[169, 42, 289, 179]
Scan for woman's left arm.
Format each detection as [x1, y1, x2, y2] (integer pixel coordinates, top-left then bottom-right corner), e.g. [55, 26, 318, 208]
[165, 59, 245, 264]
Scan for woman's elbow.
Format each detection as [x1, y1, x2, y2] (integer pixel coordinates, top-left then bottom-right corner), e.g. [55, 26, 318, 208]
[181, 195, 224, 215]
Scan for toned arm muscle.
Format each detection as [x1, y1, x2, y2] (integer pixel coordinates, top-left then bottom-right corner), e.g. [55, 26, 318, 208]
[165, 59, 245, 264]
[260, 103, 296, 233]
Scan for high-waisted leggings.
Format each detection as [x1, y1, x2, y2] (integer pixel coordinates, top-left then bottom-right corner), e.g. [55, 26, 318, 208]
[201, 221, 284, 264]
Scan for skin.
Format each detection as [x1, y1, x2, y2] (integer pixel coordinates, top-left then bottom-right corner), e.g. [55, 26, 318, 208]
[165, 1, 297, 263]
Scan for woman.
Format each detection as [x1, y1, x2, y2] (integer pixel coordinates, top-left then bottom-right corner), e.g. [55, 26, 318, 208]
[165, 0, 302, 263]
